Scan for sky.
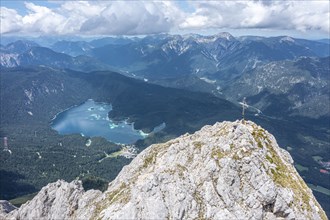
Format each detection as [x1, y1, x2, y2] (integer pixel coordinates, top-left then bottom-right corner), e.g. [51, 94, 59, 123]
[1, 0, 329, 39]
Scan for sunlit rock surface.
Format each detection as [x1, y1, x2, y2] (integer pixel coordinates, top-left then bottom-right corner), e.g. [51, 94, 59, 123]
[2, 120, 327, 220]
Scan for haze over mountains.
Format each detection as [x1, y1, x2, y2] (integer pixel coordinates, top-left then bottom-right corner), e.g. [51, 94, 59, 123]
[2, 33, 329, 119]
[0, 32, 329, 217]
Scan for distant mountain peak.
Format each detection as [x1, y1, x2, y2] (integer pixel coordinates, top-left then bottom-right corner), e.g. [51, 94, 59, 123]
[280, 36, 295, 43]
[185, 32, 236, 44]
[2, 120, 326, 220]
[3, 40, 39, 54]
[214, 32, 235, 40]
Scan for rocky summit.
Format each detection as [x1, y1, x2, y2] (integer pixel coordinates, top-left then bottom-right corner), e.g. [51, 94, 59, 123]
[1, 120, 327, 220]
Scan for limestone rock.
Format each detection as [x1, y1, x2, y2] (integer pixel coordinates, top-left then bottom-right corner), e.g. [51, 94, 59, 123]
[0, 200, 17, 219]
[2, 120, 327, 220]
[4, 180, 101, 220]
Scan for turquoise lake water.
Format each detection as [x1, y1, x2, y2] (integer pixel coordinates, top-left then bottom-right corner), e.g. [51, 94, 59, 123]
[51, 99, 165, 144]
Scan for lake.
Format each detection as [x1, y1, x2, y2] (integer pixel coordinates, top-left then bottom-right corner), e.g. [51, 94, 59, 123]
[51, 99, 165, 144]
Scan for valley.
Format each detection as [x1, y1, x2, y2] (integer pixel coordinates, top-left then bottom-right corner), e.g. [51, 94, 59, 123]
[0, 66, 242, 199]
[0, 33, 329, 216]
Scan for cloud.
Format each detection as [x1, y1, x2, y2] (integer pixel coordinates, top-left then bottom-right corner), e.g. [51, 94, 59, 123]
[0, 7, 23, 34]
[0, 0, 328, 36]
[22, 2, 66, 34]
[58, 1, 107, 34]
[179, 1, 330, 33]
[0, 1, 182, 36]
[79, 1, 179, 35]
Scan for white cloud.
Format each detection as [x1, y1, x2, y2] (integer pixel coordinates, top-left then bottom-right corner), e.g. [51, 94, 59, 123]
[79, 1, 183, 35]
[288, 1, 330, 32]
[0, 7, 23, 34]
[179, 1, 330, 34]
[181, 15, 210, 29]
[58, 1, 107, 34]
[22, 2, 66, 34]
[0, 0, 328, 36]
[0, 1, 182, 36]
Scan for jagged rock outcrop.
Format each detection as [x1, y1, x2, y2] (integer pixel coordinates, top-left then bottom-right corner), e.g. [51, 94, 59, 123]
[2, 180, 102, 220]
[0, 201, 17, 215]
[2, 120, 327, 220]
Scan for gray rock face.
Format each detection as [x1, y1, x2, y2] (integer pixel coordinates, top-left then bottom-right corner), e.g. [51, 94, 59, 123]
[3, 180, 102, 220]
[2, 120, 327, 220]
[0, 200, 17, 217]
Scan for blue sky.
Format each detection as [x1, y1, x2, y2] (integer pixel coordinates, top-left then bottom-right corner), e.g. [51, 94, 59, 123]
[1, 0, 329, 39]
[1, 0, 57, 15]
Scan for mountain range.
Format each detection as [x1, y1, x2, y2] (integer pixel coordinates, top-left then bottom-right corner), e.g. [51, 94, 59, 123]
[0, 33, 329, 216]
[1, 33, 329, 119]
[223, 56, 330, 118]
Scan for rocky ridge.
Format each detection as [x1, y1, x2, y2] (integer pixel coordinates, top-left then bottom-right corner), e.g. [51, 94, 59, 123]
[1, 120, 327, 220]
